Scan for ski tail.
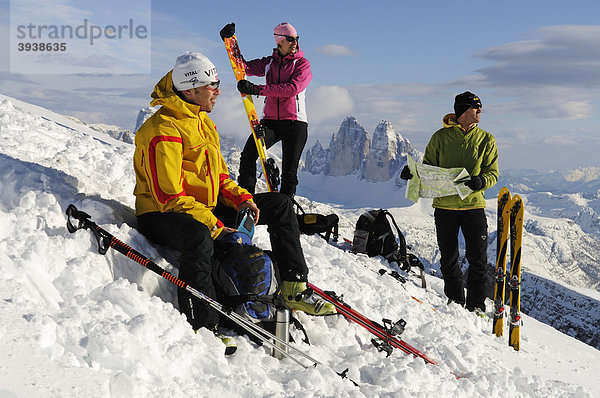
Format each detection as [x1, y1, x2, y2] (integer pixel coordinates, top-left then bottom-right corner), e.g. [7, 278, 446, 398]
[492, 187, 511, 336]
[307, 282, 437, 365]
[508, 195, 524, 350]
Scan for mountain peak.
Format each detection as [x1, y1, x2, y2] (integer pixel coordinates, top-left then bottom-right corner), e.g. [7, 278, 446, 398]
[305, 116, 421, 182]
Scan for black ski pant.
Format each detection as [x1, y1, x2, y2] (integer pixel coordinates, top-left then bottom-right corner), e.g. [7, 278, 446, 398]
[434, 208, 488, 311]
[137, 211, 218, 331]
[137, 192, 308, 331]
[238, 119, 308, 196]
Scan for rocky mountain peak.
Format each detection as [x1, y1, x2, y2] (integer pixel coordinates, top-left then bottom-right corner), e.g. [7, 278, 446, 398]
[324, 116, 370, 176]
[304, 117, 421, 182]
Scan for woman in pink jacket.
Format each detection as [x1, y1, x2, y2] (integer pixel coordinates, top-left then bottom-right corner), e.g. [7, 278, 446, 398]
[220, 22, 312, 197]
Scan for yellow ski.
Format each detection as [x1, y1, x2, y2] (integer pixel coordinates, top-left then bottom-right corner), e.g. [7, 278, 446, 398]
[223, 35, 279, 192]
[508, 195, 524, 350]
[492, 187, 511, 336]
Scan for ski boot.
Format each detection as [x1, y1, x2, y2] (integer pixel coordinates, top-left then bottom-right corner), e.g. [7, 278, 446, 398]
[207, 326, 237, 357]
[280, 281, 336, 316]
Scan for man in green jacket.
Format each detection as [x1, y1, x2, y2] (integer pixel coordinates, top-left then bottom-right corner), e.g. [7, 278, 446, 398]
[402, 91, 498, 312]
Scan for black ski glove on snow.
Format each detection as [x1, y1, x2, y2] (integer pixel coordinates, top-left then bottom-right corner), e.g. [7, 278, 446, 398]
[400, 165, 413, 180]
[465, 175, 485, 191]
[220, 23, 235, 40]
[237, 79, 261, 95]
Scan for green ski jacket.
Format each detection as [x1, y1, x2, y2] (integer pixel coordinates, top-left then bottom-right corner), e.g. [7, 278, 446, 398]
[423, 114, 499, 210]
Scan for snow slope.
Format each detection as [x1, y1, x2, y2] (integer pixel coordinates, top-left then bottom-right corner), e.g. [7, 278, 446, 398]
[0, 95, 598, 397]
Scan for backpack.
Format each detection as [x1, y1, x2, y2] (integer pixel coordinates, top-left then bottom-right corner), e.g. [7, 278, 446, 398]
[213, 232, 311, 345]
[352, 209, 408, 264]
[293, 199, 339, 242]
[213, 232, 278, 321]
[352, 209, 427, 288]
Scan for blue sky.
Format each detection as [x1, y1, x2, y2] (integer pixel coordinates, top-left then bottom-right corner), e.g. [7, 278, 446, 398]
[1, 0, 600, 171]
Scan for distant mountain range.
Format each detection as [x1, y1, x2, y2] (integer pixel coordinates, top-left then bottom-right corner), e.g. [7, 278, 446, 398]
[304, 117, 422, 185]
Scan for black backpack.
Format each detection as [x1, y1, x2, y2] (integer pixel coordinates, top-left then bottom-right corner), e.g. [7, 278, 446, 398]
[352, 209, 408, 264]
[352, 209, 427, 288]
[213, 232, 278, 321]
[293, 200, 339, 242]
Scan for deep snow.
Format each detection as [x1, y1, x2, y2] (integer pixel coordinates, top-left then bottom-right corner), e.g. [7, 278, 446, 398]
[0, 93, 598, 397]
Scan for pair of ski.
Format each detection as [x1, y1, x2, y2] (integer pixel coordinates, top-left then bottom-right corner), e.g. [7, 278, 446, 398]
[66, 205, 437, 369]
[223, 35, 279, 193]
[308, 283, 437, 364]
[492, 188, 524, 350]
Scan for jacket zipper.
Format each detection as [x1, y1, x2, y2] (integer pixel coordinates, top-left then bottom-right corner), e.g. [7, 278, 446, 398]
[277, 60, 282, 120]
[205, 149, 216, 203]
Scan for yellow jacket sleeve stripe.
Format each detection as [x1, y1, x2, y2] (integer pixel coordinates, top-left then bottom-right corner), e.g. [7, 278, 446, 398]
[148, 134, 186, 204]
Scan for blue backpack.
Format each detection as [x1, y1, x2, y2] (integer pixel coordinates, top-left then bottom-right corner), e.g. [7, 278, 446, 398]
[213, 232, 278, 321]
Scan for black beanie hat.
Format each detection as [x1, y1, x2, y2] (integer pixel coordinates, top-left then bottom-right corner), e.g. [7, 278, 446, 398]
[454, 91, 482, 119]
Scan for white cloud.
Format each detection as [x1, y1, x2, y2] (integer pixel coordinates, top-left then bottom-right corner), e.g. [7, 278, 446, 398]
[477, 25, 600, 86]
[478, 26, 600, 83]
[210, 87, 262, 144]
[470, 25, 600, 121]
[307, 85, 354, 125]
[315, 44, 355, 57]
[542, 135, 581, 146]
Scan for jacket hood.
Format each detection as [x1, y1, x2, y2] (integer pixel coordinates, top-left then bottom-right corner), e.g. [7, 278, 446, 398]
[443, 113, 478, 130]
[443, 113, 458, 128]
[150, 71, 201, 118]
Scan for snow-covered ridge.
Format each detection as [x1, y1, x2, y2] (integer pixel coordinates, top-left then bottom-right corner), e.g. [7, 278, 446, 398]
[0, 94, 598, 397]
[87, 123, 134, 144]
[0, 93, 130, 148]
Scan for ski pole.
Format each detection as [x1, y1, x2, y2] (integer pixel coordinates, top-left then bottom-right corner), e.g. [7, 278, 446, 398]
[65, 204, 319, 368]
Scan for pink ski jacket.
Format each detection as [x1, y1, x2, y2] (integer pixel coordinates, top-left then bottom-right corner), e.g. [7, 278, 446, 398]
[245, 48, 312, 122]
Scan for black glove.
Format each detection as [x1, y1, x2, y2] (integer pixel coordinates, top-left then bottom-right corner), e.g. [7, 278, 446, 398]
[219, 23, 235, 40]
[400, 165, 413, 180]
[465, 175, 485, 191]
[253, 123, 266, 138]
[237, 79, 260, 95]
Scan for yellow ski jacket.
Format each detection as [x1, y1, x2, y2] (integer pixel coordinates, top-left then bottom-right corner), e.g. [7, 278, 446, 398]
[133, 71, 253, 239]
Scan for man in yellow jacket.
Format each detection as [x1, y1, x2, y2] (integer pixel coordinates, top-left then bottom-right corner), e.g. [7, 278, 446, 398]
[134, 52, 335, 339]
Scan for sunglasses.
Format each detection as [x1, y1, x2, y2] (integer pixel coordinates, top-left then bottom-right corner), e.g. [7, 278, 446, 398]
[275, 34, 299, 43]
[203, 79, 220, 91]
